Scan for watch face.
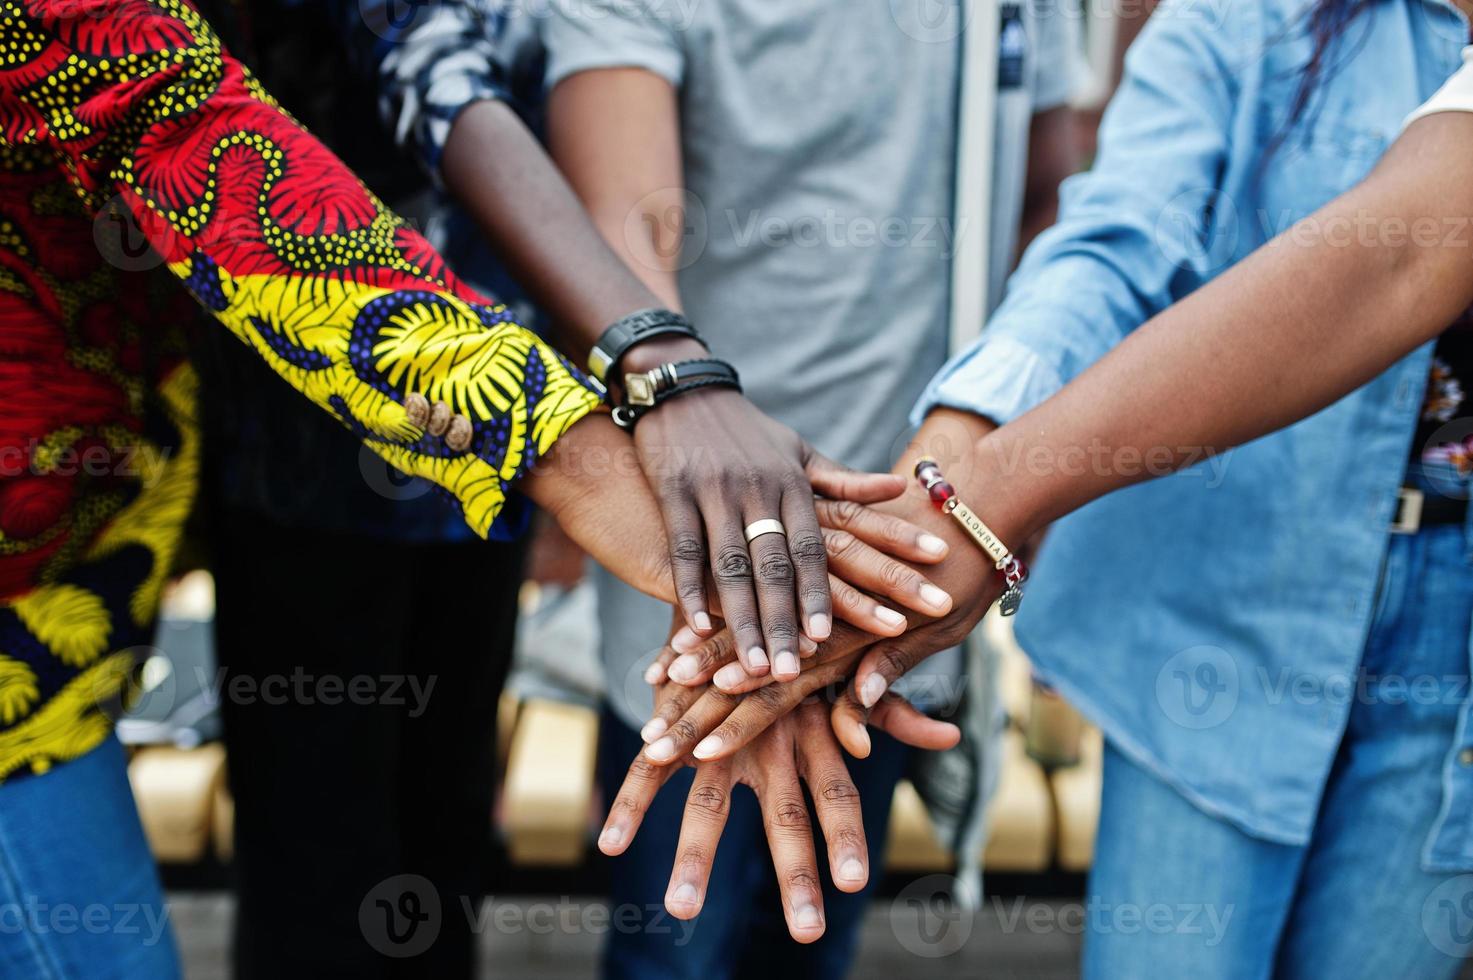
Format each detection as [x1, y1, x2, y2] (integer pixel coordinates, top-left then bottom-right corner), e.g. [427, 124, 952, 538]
[626, 372, 657, 406]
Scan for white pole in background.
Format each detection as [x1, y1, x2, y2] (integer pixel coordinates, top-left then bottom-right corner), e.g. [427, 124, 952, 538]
[949, 0, 1000, 354]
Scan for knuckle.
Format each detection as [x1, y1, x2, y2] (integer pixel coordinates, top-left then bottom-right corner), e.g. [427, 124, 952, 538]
[751, 684, 791, 713]
[823, 530, 858, 561]
[713, 716, 744, 744]
[828, 499, 864, 529]
[715, 547, 754, 583]
[756, 551, 795, 587]
[789, 533, 828, 568]
[771, 796, 810, 828]
[780, 469, 809, 495]
[668, 719, 700, 745]
[670, 535, 706, 566]
[687, 783, 729, 815]
[626, 758, 661, 783]
[877, 647, 911, 681]
[786, 869, 821, 894]
[821, 779, 860, 804]
[879, 561, 912, 591]
[611, 793, 646, 816]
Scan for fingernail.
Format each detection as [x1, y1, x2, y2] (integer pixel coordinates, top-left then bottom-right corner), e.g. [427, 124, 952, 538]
[875, 606, 906, 628]
[600, 826, 623, 848]
[693, 735, 722, 759]
[640, 718, 668, 743]
[746, 647, 769, 670]
[647, 737, 676, 762]
[774, 650, 800, 679]
[860, 674, 888, 708]
[806, 613, 832, 641]
[919, 584, 950, 610]
[918, 533, 948, 556]
[838, 858, 866, 882]
[671, 883, 700, 909]
[693, 611, 713, 632]
[671, 627, 700, 653]
[668, 657, 699, 683]
[644, 662, 666, 685]
[714, 664, 747, 690]
[795, 905, 822, 929]
[799, 634, 818, 656]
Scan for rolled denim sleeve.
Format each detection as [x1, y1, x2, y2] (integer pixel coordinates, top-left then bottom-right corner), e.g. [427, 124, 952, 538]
[347, 0, 512, 185]
[915, 0, 1259, 426]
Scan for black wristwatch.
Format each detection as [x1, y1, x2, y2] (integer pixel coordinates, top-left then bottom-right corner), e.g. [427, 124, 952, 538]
[587, 309, 704, 389]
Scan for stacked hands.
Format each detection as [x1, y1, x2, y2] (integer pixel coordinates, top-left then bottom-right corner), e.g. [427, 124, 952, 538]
[591, 409, 1011, 944]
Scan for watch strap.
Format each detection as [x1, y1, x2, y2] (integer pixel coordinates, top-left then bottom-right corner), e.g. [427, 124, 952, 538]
[588, 309, 703, 383]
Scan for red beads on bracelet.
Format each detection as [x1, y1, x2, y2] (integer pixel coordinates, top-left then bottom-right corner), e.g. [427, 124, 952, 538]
[915, 458, 956, 509]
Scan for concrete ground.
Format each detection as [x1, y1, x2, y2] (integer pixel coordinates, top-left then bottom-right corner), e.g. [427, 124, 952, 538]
[170, 891, 1084, 980]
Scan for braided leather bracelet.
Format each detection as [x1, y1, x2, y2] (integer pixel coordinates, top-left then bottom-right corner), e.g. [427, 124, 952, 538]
[612, 371, 743, 431]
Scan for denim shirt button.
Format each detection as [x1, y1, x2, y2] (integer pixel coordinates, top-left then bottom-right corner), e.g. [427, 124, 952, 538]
[1459, 748, 1473, 767]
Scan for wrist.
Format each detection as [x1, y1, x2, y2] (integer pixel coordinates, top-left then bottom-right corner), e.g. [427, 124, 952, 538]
[901, 409, 1044, 550]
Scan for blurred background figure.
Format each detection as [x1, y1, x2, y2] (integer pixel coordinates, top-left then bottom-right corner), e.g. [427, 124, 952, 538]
[535, 1, 1082, 975]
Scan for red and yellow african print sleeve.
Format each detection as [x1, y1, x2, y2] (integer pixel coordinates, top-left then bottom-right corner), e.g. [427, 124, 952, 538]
[0, 0, 602, 537]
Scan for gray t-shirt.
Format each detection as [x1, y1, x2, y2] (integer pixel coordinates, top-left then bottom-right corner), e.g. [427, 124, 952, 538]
[542, 0, 1081, 728]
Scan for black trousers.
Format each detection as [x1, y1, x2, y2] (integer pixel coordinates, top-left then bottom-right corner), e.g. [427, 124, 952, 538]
[211, 508, 523, 979]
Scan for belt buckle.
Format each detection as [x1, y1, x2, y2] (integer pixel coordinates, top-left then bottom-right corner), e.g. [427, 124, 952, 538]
[1391, 487, 1424, 535]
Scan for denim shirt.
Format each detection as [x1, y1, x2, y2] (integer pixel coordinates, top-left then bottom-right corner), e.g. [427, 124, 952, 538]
[915, 0, 1473, 862]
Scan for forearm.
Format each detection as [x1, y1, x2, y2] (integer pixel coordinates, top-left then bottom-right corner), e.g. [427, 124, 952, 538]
[440, 99, 676, 363]
[932, 113, 1473, 543]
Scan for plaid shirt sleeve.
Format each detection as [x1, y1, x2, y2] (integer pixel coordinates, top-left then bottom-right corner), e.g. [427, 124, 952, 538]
[342, 0, 513, 186]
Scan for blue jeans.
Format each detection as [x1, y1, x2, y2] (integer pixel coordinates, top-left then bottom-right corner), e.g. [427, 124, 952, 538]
[1085, 525, 1473, 979]
[0, 736, 180, 979]
[597, 709, 911, 980]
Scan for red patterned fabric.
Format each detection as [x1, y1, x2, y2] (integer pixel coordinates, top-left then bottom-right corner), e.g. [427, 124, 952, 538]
[0, 0, 600, 780]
